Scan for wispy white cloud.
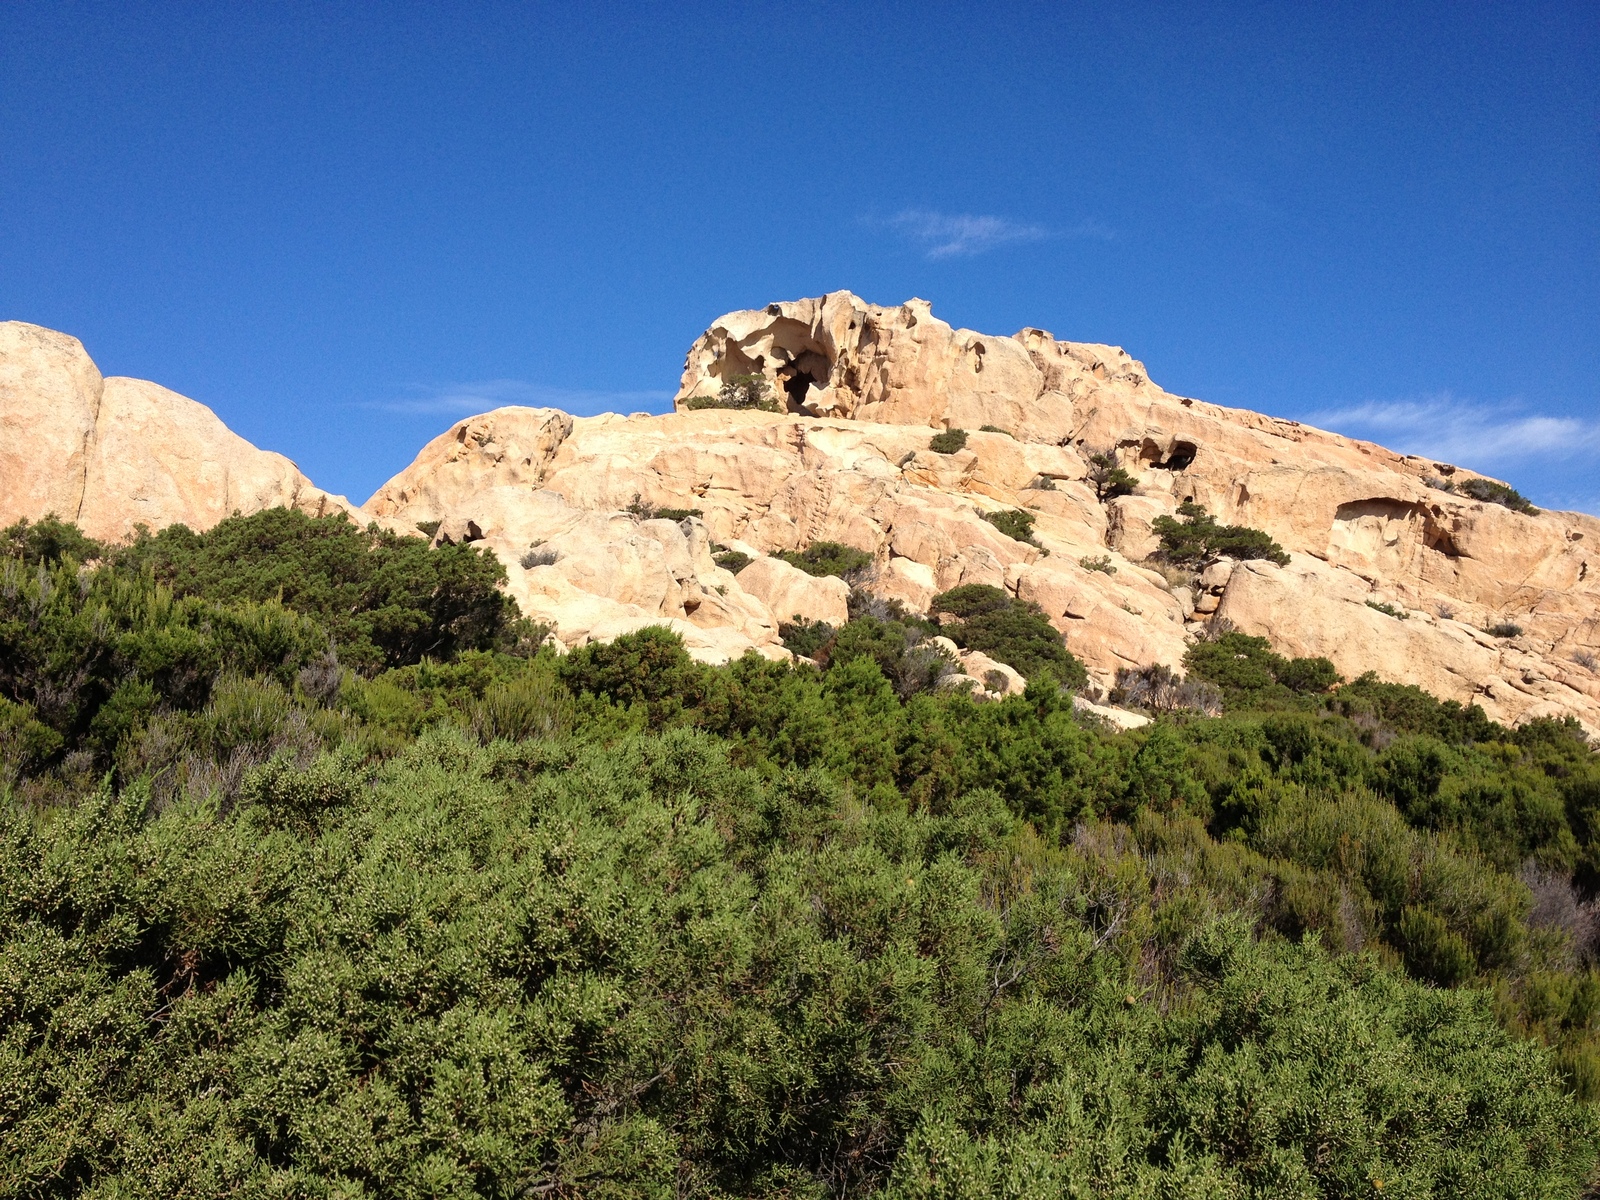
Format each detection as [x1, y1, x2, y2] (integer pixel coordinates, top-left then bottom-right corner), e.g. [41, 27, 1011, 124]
[1305, 393, 1600, 469]
[363, 378, 674, 417]
[872, 208, 1099, 259]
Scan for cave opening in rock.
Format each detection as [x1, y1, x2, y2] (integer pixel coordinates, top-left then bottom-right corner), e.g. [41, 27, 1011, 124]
[1162, 441, 1198, 471]
[782, 369, 822, 411]
[776, 347, 834, 413]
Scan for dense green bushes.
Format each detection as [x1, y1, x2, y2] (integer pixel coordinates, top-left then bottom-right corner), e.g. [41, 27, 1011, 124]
[5, 512, 1600, 1195]
[930, 584, 1088, 689]
[774, 541, 874, 580]
[1184, 629, 1340, 710]
[115, 508, 521, 669]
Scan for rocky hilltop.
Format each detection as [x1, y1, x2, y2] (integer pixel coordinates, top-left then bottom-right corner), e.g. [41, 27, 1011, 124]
[4, 298, 1598, 732]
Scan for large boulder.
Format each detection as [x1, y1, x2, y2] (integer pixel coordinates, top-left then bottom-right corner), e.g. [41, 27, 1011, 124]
[0, 321, 356, 541]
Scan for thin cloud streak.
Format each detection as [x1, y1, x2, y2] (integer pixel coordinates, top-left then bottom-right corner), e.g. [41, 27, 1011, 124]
[871, 208, 1108, 259]
[1306, 394, 1600, 469]
[362, 378, 675, 417]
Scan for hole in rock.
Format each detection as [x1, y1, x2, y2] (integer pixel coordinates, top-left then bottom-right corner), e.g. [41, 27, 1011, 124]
[1162, 441, 1198, 471]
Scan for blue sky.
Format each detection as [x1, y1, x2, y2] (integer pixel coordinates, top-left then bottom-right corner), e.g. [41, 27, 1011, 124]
[3, 2, 1596, 511]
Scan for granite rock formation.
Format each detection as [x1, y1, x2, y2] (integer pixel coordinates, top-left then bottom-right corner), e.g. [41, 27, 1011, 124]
[4, 301, 1597, 731]
[0, 321, 355, 543]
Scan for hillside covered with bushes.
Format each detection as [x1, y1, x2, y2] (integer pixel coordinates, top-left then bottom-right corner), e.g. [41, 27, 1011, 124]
[3, 510, 1600, 1197]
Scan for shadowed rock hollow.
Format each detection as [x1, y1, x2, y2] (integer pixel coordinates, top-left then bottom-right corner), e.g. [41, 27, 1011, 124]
[4, 297, 1598, 732]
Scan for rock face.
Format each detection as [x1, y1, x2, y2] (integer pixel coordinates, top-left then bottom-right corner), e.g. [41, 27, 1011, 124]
[5, 302, 1598, 730]
[0, 321, 355, 542]
[372, 293, 1600, 729]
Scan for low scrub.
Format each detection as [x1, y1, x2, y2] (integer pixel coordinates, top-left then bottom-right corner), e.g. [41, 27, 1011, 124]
[774, 541, 874, 581]
[982, 508, 1045, 552]
[681, 372, 782, 412]
[1152, 501, 1289, 565]
[1086, 449, 1138, 501]
[4, 515, 1600, 1193]
[931, 583, 1087, 689]
[929, 428, 968, 454]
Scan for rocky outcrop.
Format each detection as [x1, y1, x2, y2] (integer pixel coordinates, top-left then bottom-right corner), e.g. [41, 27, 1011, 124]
[375, 293, 1600, 729]
[0, 321, 356, 542]
[5, 302, 1597, 731]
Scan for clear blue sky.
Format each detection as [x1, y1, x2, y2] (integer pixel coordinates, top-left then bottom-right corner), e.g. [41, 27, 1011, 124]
[3, 2, 1596, 511]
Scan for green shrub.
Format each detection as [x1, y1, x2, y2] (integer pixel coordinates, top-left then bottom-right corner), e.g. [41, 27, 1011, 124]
[1184, 631, 1339, 710]
[1080, 554, 1117, 574]
[778, 618, 835, 660]
[931, 584, 1087, 688]
[1489, 622, 1525, 638]
[1398, 904, 1477, 986]
[774, 541, 873, 580]
[1366, 599, 1409, 619]
[1, 732, 1592, 1195]
[557, 625, 702, 725]
[0, 514, 105, 565]
[1086, 450, 1138, 501]
[1151, 501, 1289, 565]
[471, 664, 574, 742]
[929, 428, 969, 454]
[114, 507, 516, 670]
[1331, 672, 1502, 744]
[1458, 476, 1539, 515]
[827, 615, 956, 698]
[981, 508, 1043, 550]
[977, 424, 1012, 437]
[712, 549, 752, 573]
[682, 372, 782, 412]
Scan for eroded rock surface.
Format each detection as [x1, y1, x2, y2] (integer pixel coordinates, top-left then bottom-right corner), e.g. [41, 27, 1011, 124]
[0, 321, 356, 542]
[373, 293, 1600, 727]
[5, 302, 1597, 729]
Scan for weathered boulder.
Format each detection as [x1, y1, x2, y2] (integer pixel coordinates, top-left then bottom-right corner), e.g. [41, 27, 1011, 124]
[732, 556, 851, 628]
[0, 321, 356, 541]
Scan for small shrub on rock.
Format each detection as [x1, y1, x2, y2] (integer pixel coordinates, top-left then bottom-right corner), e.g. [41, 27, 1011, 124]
[1489, 622, 1525, 639]
[520, 545, 558, 568]
[1080, 554, 1117, 574]
[1366, 599, 1408, 620]
[1152, 501, 1289, 566]
[775, 541, 874, 581]
[930, 583, 1087, 688]
[626, 495, 703, 521]
[1458, 476, 1539, 515]
[983, 509, 1044, 551]
[713, 549, 752, 574]
[929, 428, 969, 454]
[1086, 451, 1138, 502]
[682, 373, 782, 413]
